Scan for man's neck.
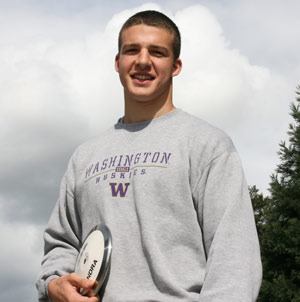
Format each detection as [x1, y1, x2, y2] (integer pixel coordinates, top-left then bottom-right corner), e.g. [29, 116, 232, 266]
[123, 87, 175, 124]
[123, 102, 175, 124]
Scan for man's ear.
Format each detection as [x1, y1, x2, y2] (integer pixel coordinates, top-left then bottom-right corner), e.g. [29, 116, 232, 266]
[172, 58, 182, 77]
[115, 54, 120, 72]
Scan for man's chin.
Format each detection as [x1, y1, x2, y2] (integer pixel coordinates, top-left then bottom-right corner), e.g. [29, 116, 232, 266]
[126, 90, 156, 103]
[133, 95, 156, 103]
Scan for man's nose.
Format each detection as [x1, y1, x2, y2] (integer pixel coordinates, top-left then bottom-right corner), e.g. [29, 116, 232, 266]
[136, 49, 151, 69]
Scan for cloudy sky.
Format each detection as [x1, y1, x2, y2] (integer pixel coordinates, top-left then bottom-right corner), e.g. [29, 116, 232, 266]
[0, 0, 299, 300]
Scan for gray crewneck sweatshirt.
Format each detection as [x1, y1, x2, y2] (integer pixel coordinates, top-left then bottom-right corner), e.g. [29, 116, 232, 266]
[36, 108, 262, 301]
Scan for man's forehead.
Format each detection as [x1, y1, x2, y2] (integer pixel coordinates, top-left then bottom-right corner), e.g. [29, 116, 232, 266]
[120, 24, 173, 47]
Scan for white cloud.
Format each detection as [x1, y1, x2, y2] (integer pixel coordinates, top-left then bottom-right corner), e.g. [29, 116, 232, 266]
[0, 213, 43, 301]
[173, 5, 288, 126]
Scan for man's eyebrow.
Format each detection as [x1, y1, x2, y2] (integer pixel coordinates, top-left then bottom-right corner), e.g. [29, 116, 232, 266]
[122, 44, 170, 53]
[122, 43, 140, 49]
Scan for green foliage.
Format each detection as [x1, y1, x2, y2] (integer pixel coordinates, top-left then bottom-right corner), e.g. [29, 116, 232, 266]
[251, 85, 300, 301]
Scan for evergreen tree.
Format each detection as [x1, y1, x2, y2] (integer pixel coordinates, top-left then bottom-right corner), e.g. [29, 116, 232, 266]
[249, 185, 269, 239]
[253, 85, 300, 301]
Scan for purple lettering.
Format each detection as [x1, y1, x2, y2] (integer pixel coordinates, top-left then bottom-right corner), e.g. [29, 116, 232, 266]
[117, 155, 123, 166]
[101, 158, 108, 170]
[151, 152, 160, 163]
[134, 153, 141, 164]
[161, 152, 172, 164]
[85, 164, 93, 178]
[109, 183, 130, 197]
[109, 156, 118, 168]
[124, 155, 134, 167]
[143, 152, 151, 163]
[92, 162, 99, 174]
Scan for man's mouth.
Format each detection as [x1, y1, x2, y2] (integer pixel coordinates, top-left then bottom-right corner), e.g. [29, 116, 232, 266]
[131, 73, 155, 81]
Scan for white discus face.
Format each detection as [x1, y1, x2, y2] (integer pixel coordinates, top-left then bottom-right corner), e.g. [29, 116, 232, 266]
[75, 230, 105, 280]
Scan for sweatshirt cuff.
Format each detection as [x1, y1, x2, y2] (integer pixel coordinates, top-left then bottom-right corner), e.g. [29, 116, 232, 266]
[45, 275, 60, 297]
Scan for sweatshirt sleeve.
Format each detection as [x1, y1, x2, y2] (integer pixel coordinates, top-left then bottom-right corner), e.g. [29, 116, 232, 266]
[35, 153, 82, 301]
[192, 141, 262, 301]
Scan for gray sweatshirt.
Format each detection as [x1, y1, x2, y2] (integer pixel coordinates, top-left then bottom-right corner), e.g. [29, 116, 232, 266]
[36, 108, 262, 301]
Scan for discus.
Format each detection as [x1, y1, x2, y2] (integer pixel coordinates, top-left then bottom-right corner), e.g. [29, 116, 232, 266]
[74, 224, 112, 296]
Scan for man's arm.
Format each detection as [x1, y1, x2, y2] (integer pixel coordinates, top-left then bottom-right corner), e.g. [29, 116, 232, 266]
[36, 153, 96, 302]
[193, 146, 262, 301]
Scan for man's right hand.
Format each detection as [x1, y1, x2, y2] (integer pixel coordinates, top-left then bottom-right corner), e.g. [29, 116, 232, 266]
[48, 273, 100, 302]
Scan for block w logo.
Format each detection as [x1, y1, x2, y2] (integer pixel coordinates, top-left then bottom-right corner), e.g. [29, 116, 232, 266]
[109, 183, 130, 197]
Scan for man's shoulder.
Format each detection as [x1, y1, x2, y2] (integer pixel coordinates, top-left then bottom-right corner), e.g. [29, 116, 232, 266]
[69, 126, 115, 163]
[175, 110, 237, 170]
[176, 109, 233, 149]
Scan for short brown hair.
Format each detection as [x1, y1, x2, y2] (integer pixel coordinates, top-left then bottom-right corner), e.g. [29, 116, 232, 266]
[118, 10, 181, 60]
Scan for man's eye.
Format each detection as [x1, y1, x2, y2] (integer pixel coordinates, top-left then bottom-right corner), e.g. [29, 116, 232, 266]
[124, 48, 138, 54]
[152, 51, 164, 57]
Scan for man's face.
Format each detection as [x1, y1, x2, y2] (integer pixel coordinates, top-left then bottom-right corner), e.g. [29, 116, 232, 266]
[115, 24, 182, 103]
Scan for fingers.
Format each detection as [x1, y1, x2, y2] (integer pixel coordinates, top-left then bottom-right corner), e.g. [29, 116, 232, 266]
[48, 274, 100, 302]
[81, 296, 100, 302]
[68, 273, 96, 290]
[68, 273, 98, 298]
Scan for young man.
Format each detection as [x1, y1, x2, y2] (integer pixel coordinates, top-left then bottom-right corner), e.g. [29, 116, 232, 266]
[36, 10, 262, 302]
